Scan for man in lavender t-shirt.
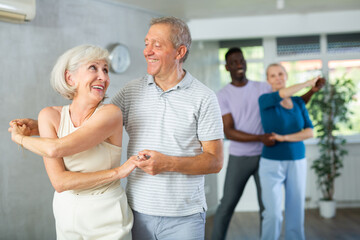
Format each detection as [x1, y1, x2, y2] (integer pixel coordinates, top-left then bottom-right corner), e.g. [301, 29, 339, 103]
[211, 47, 274, 240]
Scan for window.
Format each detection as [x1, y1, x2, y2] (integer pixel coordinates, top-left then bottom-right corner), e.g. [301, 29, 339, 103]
[277, 35, 320, 56]
[280, 60, 322, 96]
[276, 34, 360, 136]
[327, 33, 360, 54]
[326, 33, 360, 136]
[328, 59, 360, 135]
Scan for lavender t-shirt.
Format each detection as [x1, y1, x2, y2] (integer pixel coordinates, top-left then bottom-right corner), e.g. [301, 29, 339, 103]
[217, 81, 272, 156]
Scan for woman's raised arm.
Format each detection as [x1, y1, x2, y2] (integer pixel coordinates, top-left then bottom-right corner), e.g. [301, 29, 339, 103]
[10, 104, 123, 158]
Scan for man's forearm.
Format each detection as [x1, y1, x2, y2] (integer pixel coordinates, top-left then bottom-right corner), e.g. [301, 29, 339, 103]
[224, 129, 261, 142]
[169, 151, 223, 175]
[301, 89, 314, 104]
[136, 140, 223, 175]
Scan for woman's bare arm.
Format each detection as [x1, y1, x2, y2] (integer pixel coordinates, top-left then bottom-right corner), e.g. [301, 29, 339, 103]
[10, 104, 123, 158]
[270, 128, 313, 142]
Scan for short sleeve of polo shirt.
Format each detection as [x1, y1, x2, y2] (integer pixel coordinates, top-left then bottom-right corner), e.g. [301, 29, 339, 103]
[111, 87, 125, 113]
[197, 92, 224, 142]
[216, 90, 231, 116]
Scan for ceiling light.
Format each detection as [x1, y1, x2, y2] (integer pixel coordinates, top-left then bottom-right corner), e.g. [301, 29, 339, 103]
[277, 0, 285, 10]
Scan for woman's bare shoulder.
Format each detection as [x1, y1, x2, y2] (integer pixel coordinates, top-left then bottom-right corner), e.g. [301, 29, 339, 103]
[100, 103, 121, 111]
[38, 106, 63, 125]
[97, 104, 122, 118]
[39, 106, 62, 116]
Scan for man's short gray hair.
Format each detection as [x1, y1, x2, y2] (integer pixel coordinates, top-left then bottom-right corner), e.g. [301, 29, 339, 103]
[150, 16, 192, 63]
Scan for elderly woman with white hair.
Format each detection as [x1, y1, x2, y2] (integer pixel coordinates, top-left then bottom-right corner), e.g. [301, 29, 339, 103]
[9, 44, 135, 239]
[258, 63, 322, 240]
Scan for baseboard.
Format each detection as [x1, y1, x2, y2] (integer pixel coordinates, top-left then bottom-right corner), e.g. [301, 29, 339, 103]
[306, 200, 360, 209]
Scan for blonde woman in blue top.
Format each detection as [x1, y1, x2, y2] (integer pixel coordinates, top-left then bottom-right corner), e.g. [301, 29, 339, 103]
[258, 63, 320, 240]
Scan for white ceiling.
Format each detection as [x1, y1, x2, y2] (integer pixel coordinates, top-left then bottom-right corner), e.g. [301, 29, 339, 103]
[114, 0, 360, 20]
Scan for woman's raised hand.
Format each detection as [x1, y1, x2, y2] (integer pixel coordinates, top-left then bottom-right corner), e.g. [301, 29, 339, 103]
[9, 122, 28, 145]
[307, 76, 326, 89]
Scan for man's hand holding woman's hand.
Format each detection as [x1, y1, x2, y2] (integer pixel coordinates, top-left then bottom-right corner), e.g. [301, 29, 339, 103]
[269, 133, 286, 142]
[260, 133, 276, 146]
[133, 150, 168, 176]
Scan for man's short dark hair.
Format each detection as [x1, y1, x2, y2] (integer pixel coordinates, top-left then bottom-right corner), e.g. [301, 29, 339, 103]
[225, 47, 243, 62]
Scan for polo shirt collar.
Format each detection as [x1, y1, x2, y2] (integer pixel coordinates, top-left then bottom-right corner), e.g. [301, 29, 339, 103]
[146, 70, 193, 91]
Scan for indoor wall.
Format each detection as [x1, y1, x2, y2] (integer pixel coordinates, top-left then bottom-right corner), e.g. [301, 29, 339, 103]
[0, 0, 157, 238]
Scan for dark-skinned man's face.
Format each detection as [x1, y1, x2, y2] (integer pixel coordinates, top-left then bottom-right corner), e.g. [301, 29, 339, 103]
[225, 52, 247, 80]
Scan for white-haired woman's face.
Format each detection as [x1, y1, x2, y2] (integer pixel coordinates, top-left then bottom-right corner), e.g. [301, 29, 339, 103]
[267, 65, 288, 91]
[67, 59, 110, 102]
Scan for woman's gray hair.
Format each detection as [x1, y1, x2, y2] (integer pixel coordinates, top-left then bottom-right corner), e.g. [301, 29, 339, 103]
[51, 44, 109, 100]
[150, 16, 192, 63]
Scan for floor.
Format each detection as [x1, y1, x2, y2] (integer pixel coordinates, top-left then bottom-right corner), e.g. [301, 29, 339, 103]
[205, 208, 360, 240]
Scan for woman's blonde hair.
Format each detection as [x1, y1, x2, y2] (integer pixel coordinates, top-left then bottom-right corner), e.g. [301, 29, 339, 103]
[51, 44, 109, 100]
[266, 63, 288, 78]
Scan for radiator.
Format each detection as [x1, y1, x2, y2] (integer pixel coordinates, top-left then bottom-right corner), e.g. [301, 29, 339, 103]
[306, 141, 360, 208]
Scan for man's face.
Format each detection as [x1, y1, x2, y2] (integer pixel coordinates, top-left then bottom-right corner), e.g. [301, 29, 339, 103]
[143, 23, 178, 79]
[225, 52, 247, 80]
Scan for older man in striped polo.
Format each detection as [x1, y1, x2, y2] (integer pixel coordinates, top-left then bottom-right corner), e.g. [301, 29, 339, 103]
[111, 16, 224, 239]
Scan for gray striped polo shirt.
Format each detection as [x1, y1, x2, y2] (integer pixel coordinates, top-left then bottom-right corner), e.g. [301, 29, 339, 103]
[111, 71, 224, 216]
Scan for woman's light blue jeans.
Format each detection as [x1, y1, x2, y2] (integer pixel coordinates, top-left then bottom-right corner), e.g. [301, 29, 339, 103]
[259, 157, 307, 240]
